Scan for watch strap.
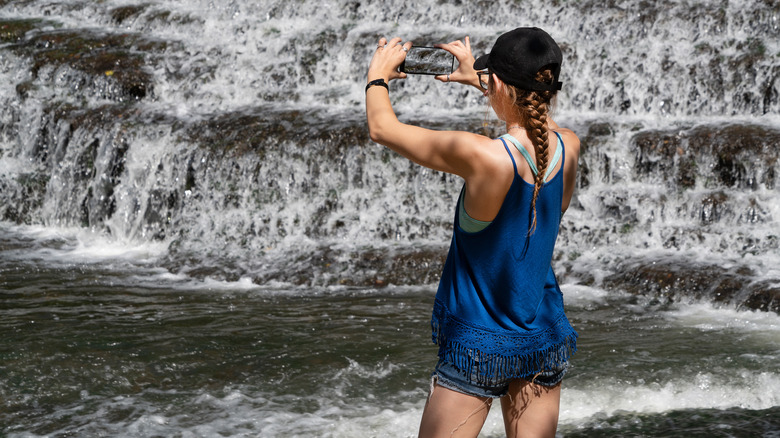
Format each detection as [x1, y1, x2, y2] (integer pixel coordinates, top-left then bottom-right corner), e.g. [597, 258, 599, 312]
[365, 78, 389, 93]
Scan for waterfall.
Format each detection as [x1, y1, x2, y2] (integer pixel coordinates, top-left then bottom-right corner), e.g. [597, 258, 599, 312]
[1, 0, 778, 309]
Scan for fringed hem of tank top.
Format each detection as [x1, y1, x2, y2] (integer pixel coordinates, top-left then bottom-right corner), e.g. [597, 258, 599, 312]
[430, 299, 578, 381]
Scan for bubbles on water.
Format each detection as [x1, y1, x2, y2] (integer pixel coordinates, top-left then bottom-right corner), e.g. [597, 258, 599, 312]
[561, 368, 780, 423]
[333, 357, 400, 382]
[661, 302, 780, 333]
[560, 284, 613, 308]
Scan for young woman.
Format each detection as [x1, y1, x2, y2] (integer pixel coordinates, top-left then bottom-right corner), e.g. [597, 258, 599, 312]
[366, 27, 580, 438]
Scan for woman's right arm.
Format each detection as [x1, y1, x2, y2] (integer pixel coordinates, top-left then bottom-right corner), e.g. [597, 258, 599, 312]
[366, 37, 492, 179]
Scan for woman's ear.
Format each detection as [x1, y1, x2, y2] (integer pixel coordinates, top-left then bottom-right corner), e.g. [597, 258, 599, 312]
[491, 73, 504, 93]
[488, 73, 509, 120]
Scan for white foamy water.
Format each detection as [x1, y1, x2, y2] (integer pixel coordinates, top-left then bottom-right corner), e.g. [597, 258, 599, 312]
[10, 350, 776, 437]
[663, 302, 780, 333]
[561, 370, 780, 423]
[559, 283, 615, 307]
[564, 299, 780, 420]
[0, 222, 167, 263]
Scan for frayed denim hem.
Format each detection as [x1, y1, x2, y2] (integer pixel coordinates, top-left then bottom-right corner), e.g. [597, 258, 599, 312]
[430, 358, 569, 399]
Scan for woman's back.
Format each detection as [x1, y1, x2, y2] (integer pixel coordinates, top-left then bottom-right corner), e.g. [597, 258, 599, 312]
[460, 127, 580, 224]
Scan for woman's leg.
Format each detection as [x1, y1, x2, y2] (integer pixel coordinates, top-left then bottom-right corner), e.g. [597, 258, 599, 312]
[418, 382, 493, 438]
[500, 380, 561, 438]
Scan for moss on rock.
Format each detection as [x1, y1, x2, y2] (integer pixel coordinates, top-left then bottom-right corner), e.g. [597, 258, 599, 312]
[0, 18, 52, 43]
[5, 22, 174, 102]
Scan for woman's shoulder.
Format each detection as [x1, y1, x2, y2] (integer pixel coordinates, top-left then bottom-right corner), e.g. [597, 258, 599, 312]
[552, 128, 579, 144]
[552, 128, 580, 156]
[467, 135, 520, 179]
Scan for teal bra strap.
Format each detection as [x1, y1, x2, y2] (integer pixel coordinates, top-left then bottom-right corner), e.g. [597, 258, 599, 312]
[499, 133, 563, 182]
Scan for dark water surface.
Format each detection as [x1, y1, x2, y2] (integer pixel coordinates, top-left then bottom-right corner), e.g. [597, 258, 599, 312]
[2, 226, 778, 437]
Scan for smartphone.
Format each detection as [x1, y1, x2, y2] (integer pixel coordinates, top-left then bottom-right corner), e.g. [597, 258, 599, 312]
[400, 46, 454, 75]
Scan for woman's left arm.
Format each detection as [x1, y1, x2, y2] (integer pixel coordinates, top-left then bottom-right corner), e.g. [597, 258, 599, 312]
[366, 37, 486, 178]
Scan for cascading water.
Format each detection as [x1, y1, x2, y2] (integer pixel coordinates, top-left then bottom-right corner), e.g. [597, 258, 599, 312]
[1, 0, 779, 300]
[1, 0, 779, 436]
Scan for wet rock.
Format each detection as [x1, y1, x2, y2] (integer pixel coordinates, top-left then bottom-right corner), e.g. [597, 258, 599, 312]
[688, 124, 780, 189]
[742, 283, 780, 313]
[14, 80, 35, 99]
[5, 22, 172, 102]
[163, 243, 448, 288]
[698, 191, 728, 225]
[603, 259, 779, 313]
[632, 124, 780, 190]
[109, 4, 149, 25]
[299, 29, 343, 84]
[587, 122, 614, 138]
[143, 9, 205, 28]
[344, 246, 447, 287]
[633, 131, 683, 180]
[24, 102, 138, 228]
[179, 107, 371, 157]
[249, 245, 447, 287]
[0, 18, 55, 43]
[142, 189, 179, 240]
[33, 102, 138, 166]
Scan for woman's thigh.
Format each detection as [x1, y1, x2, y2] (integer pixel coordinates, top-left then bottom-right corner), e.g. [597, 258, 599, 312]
[418, 383, 493, 438]
[500, 379, 561, 438]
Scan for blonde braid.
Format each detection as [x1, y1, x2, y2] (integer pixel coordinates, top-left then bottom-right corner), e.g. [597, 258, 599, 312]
[515, 70, 555, 235]
[523, 95, 550, 233]
[488, 69, 557, 234]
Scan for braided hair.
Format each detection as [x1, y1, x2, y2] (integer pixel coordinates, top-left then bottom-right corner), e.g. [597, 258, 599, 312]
[491, 70, 556, 234]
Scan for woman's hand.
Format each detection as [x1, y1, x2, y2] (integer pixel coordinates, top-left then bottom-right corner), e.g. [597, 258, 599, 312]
[367, 37, 413, 83]
[434, 36, 480, 90]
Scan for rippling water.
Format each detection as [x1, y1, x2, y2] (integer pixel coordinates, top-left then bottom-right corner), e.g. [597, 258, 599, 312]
[2, 225, 779, 436]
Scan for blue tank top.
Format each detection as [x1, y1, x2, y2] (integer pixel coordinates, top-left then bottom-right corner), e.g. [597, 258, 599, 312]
[432, 134, 578, 381]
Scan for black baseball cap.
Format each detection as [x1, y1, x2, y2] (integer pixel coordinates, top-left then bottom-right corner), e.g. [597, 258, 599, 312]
[473, 27, 563, 92]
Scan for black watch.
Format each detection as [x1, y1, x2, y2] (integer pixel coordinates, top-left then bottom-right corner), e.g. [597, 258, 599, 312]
[365, 78, 389, 93]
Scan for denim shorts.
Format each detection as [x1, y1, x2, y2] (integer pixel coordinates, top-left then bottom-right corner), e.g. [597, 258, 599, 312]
[431, 358, 569, 399]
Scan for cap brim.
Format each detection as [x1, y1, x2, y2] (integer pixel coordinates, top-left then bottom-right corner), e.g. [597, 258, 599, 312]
[473, 54, 489, 71]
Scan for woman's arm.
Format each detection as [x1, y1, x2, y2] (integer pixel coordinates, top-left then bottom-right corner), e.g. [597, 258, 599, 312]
[555, 128, 580, 212]
[366, 37, 488, 178]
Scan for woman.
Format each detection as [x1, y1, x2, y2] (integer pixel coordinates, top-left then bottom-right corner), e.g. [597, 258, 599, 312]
[366, 27, 580, 438]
